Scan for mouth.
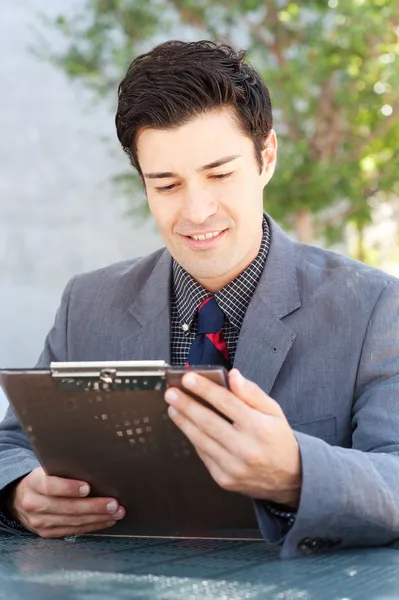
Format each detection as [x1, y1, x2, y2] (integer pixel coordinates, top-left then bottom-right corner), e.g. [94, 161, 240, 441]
[180, 229, 227, 249]
[188, 230, 223, 241]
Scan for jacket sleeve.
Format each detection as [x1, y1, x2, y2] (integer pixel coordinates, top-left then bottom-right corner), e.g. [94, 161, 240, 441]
[254, 278, 399, 558]
[0, 277, 76, 519]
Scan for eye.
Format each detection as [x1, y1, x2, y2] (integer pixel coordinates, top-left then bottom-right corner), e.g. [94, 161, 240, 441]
[155, 183, 177, 193]
[211, 172, 234, 181]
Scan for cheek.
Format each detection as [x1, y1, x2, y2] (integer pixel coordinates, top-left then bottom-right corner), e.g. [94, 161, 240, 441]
[147, 194, 178, 233]
[218, 175, 258, 212]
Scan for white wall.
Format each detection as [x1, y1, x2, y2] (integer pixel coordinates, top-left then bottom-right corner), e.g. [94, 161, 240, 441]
[0, 0, 162, 418]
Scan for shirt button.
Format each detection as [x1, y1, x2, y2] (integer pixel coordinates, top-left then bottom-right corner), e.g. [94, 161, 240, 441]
[182, 323, 190, 332]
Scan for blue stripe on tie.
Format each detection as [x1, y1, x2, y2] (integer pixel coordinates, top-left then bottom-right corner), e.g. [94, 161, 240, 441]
[187, 297, 231, 369]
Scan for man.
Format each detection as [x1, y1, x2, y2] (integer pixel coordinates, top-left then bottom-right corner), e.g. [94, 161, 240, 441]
[0, 40, 398, 559]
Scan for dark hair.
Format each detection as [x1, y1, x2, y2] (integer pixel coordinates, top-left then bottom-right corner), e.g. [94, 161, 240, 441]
[115, 40, 273, 176]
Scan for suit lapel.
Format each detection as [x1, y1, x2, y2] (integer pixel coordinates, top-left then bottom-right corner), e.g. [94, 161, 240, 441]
[120, 250, 172, 362]
[234, 217, 301, 394]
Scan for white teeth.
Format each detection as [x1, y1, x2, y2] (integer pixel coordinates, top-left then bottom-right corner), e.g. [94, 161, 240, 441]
[191, 231, 221, 241]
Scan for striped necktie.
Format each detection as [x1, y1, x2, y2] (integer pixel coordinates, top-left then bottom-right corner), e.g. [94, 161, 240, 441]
[187, 297, 232, 370]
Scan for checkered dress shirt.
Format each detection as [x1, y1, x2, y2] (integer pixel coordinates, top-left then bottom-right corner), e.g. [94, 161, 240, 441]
[170, 216, 271, 366]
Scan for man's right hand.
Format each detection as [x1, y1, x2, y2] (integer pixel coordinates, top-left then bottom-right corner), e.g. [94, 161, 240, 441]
[8, 467, 125, 538]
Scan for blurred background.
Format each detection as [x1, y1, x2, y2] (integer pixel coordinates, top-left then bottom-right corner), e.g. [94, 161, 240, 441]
[1, 0, 398, 417]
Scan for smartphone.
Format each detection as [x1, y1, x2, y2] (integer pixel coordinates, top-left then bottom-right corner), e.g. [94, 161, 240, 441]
[166, 366, 232, 422]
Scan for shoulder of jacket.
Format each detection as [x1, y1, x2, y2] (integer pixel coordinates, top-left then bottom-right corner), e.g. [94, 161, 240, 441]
[68, 247, 168, 294]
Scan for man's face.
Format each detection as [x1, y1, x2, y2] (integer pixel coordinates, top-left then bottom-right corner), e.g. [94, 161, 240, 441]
[137, 108, 277, 291]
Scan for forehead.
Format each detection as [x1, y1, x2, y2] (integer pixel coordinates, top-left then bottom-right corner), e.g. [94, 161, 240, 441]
[136, 108, 253, 173]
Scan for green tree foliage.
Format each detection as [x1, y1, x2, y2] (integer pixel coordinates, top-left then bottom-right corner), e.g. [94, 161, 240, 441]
[45, 0, 399, 245]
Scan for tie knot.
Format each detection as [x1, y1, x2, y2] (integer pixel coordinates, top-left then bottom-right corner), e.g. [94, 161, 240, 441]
[197, 296, 226, 334]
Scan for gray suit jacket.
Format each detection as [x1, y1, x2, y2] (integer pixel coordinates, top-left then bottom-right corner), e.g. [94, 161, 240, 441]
[1, 217, 399, 558]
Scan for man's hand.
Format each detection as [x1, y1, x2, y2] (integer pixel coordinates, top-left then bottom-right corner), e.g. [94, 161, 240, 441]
[8, 467, 125, 538]
[165, 369, 302, 507]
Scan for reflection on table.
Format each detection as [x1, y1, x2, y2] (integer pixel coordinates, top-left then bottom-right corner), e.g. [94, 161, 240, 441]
[1, 534, 399, 599]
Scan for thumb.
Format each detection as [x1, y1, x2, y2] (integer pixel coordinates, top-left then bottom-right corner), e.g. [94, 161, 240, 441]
[228, 369, 283, 417]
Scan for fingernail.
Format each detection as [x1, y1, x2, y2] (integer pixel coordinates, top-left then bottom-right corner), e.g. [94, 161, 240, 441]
[79, 484, 90, 496]
[233, 369, 244, 386]
[106, 521, 117, 527]
[165, 389, 178, 403]
[236, 369, 244, 383]
[112, 508, 125, 519]
[106, 500, 118, 512]
[168, 406, 178, 418]
[183, 373, 196, 388]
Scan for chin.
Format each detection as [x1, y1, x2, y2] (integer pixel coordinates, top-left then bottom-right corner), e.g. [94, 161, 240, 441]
[192, 263, 231, 280]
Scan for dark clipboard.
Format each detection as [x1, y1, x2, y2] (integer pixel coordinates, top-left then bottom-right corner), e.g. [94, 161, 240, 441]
[0, 361, 261, 540]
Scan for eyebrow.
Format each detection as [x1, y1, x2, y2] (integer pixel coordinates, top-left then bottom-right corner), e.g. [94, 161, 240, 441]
[143, 155, 241, 179]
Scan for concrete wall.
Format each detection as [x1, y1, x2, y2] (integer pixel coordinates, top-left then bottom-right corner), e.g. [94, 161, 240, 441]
[0, 0, 162, 418]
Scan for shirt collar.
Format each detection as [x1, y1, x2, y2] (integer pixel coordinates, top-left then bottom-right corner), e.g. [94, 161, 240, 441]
[172, 215, 271, 332]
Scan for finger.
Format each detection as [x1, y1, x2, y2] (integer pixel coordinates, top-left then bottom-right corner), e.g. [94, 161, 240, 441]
[20, 493, 123, 518]
[33, 471, 92, 498]
[165, 385, 243, 450]
[36, 519, 118, 539]
[29, 509, 125, 531]
[228, 369, 283, 417]
[170, 372, 247, 424]
[167, 403, 239, 458]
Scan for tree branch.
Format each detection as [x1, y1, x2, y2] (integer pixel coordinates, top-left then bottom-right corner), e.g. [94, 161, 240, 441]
[261, 0, 287, 67]
[241, 5, 305, 141]
[313, 204, 361, 237]
[167, 0, 230, 43]
[309, 74, 348, 161]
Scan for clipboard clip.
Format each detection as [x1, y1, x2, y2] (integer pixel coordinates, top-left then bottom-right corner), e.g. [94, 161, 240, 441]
[50, 361, 168, 392]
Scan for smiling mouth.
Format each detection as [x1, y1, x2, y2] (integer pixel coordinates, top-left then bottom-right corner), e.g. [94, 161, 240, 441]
[185, 230, 224, 241]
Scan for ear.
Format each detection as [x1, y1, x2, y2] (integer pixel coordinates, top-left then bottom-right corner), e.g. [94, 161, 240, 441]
[260, 129, 277, 186]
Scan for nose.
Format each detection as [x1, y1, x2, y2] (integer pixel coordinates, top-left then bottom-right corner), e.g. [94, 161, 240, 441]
[180, 184, 218, 224]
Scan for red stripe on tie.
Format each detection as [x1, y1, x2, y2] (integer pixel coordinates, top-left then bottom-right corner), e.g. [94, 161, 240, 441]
[199, 297, 212, 309]
[206, 332, 230, 360]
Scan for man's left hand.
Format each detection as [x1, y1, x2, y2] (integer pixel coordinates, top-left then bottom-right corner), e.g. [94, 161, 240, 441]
[164, 369, 302, 508]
